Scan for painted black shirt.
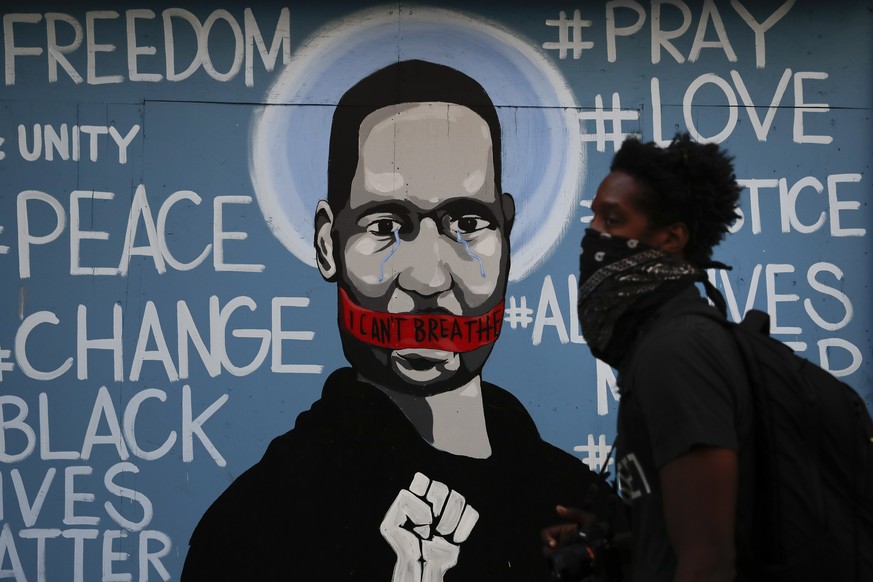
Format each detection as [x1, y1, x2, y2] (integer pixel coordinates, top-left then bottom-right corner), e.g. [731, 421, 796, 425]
[183, 368, 624, 581]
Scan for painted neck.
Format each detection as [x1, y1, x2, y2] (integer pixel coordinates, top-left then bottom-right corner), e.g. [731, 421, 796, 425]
[376, 376, 492, 459]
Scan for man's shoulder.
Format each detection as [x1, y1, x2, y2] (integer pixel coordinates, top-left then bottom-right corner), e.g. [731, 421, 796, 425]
[637, 291, 734, 351]
[620, 290, 744, 388]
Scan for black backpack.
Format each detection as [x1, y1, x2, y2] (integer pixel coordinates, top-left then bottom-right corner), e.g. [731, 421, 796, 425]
[692, 306, 873, 581]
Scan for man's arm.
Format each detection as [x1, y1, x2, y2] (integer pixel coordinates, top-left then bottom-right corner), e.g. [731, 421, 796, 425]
[660, 445, 737, 582]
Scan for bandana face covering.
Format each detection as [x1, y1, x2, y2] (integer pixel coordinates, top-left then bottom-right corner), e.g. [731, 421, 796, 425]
[339, 289, 504, 352]
[577, 229, 703, 365]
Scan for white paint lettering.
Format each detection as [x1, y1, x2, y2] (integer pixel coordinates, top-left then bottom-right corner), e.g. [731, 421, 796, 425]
[213, 195, 265, 272]
[804, 263, 852, 331]
[0, 523, 27, 581]
[793, 72, 832, 144]
[86, 11, 123, 85]
[80, 386, 130, 461]
[16, 311, 74, 381]
[126, 10, 162, 82]
[765, 264, 802, 336]
[243, 7, 290, 88]
[118, 184, 167, 276]
[123, 390, 177, 461]
[46, 12, 84, 83]
[731, 0, 795, 68]
[77, 303, 124, 382]
[818, 338, 862, 378]
[779, 177, 826, 234]
[104, 462, 153, 531]
[130, 302, 179, 383]
[11, 468, 55, 527]
[532, 275, 569, 345]
[64, 466, 99, 526]
[0, 396, 36, 463]
[650, 0, 692, 64]
[17, 190, 66, 279]
[156, 191, 212, 271]
[827, 173, 865, 237]
[200, 10, 243, 82]
[688, 0, 736, 63]
[71, 190, 118, 276]
[605, 1, 646, 63]
[182, 384, 227, 466]
[271, 297, 321, 374]
[683, 73, 738, 143]
[4, 13, 44, 86]
[39, 393, 79, 460]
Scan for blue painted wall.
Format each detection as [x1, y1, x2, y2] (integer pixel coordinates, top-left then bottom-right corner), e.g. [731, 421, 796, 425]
[0, 1, 870, 579]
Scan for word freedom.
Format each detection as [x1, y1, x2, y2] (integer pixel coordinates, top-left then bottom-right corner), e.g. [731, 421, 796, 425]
[3, 7, 290, 87]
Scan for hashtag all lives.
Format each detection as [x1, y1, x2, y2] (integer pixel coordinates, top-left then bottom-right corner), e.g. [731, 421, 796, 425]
[504, 296, 533, 330]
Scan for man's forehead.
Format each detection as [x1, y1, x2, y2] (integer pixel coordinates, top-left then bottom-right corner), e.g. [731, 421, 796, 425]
[360, 102, 491, 142]
[596, 171, 645, 207]
[348, 102, 497, 211]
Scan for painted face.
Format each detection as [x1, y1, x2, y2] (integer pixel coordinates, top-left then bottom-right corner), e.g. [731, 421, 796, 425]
[589, 170, 660, 245]
[331, 102, 512, 391]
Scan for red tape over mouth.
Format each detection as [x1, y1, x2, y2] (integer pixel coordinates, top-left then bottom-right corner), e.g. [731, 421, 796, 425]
[339, 289, 504, 352]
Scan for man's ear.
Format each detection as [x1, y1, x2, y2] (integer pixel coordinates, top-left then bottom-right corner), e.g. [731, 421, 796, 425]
[501, 192, 516, 235]
[314, 200, 338, 281]
[657, 222, 690, 256]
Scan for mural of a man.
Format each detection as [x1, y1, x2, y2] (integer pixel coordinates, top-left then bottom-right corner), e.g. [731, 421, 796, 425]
[182, 60, 621, 581]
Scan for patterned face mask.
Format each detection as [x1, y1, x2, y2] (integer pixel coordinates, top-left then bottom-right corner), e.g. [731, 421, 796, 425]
[577, 229, 703, 365]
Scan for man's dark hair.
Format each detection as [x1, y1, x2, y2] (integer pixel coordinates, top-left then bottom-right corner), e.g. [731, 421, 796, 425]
[327, 60, 502, 213]
[611, 133, 741, 266]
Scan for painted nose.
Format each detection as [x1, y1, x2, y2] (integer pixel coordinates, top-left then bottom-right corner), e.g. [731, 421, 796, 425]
[395, 218, 452, 296]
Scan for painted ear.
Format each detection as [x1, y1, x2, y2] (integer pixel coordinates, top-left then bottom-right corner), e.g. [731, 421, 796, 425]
[501, 192, 516, 235]
[314, 200, 338, 281]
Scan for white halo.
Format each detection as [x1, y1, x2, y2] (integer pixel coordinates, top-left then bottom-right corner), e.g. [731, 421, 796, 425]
[250, 6, 584, 281]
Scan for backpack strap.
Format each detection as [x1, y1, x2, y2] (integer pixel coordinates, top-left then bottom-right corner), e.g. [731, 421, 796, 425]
[700, 278, 728, 316]
[738, 310, 770, 336]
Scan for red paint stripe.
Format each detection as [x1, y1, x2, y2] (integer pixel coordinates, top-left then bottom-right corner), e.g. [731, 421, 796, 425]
[339, 289, 504, 352]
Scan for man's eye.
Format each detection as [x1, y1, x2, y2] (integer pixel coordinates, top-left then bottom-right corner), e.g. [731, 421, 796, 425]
[366, 218, 400, 237]
[450, 215, 491, 235]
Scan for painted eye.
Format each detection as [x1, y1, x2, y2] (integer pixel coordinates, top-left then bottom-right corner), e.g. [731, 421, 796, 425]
[367, 218, 400, 237]
[450, 215, 492, 235]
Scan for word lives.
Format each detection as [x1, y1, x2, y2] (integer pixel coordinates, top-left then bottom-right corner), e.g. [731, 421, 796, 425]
[0, 460, 173, 581]
[0, 385, 219, 581]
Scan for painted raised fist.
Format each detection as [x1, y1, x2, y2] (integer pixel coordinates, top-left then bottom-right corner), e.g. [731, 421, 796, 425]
[380, 472, 480, 582]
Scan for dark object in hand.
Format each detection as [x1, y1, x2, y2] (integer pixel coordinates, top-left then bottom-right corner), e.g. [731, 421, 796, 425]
[548, 521, 620, 582]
